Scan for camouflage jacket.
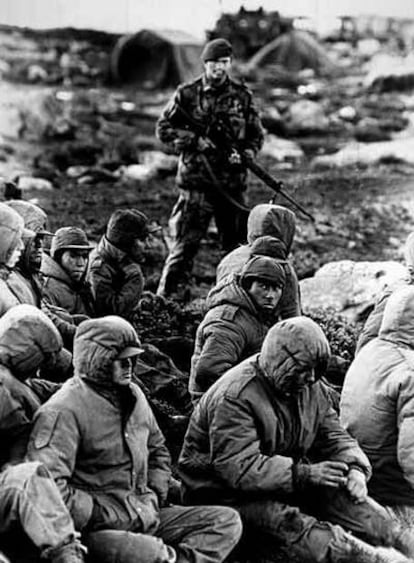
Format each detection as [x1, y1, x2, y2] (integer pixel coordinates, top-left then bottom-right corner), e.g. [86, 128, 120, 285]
[156, 74, 264, 192]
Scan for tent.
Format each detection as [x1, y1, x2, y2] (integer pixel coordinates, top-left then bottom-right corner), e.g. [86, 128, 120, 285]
[245, 30, 337, 76]
[111, 29, 203, 89]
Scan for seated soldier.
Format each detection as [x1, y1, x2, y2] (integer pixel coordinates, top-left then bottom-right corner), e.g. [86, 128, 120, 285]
[190, 255, 286, 405]
[341, 286, 414, 530]
[88, 209, 159, 320]
[0, 203, 30, 316]
[27, 316, 242, 563]
[0, 304, 85, 563]
[216, 203, 301, 319]
[5, 199, 53, 307]
[179, 317, 414, 563]
[42, 227, 95, 318]
[356, 231, 414, 353]
[4, 201, 80, 354]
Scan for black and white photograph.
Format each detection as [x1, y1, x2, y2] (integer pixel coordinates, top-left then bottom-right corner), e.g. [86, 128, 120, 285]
[1, 1, 414, 562]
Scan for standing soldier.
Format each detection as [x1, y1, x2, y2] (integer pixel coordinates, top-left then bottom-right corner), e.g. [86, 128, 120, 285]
[156, 38, 265, 298]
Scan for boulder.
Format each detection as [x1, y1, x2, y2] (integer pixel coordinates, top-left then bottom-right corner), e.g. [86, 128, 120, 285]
[261, 134, 305, 164]
[312, 138, 414, 168]
[122, 164, 156, 183]
[140, 150, 178, 175]
[17, 176, 54, 191]
[286, 99, 329, 133]
[300, 260, 407, 320]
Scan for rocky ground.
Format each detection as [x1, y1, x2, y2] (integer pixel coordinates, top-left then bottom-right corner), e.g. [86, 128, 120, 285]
[1, 23, 414, 563]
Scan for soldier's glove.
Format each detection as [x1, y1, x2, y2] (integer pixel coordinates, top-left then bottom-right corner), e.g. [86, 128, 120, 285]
[173, 130, 196, 151]
[243, 149, 255, 161]
[197, 136, 215, 152]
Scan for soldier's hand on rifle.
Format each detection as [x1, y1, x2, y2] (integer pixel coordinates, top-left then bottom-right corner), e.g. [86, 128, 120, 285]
[243, 149, 255, 161]
[197, 136, 215, 152]
[228, 149, 242, 165]
[173, 130, 196, 151]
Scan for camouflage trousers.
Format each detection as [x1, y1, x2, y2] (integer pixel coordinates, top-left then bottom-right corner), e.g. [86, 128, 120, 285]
[157, 188, 249, 297]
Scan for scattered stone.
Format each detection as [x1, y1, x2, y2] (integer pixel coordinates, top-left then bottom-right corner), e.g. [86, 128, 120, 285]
[261, 134, 305, 164]
[312, 138, 414, 168]
[17, 176, 54, 191]
[286, 99, 330, 133]
[122, 164, 156, 182]
[300, 260, 407, 320]
[140, 151, 178, 175]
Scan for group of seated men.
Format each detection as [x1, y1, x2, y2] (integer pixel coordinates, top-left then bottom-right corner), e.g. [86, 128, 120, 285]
[1, 196, 414, 563]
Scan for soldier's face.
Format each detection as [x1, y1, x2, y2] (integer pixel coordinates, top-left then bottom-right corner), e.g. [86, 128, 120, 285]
[111, 357, 134, 386]
[6, 237, 24, 268]
[60, 249, 89, 281]
[204, 57, 231, 83]
[28, 235, 44, 271]
[248, 279, 283, 311]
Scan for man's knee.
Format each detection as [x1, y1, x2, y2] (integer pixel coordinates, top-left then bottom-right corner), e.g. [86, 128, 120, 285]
[86, 530, 176, 563]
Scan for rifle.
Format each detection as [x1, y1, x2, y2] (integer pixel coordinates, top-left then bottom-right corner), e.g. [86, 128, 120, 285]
[212, 117, 315, 223]
[173, 104, 315, 223]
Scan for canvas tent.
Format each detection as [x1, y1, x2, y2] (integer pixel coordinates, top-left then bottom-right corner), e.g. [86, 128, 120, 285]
[245, 30, 337, 76]
[111, 29, 203, 88]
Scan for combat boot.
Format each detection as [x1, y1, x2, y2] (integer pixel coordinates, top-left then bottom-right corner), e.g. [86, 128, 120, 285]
[43, 539, 86, 563]
[330, 531, 413, 563]
[393, 528, 414, 560]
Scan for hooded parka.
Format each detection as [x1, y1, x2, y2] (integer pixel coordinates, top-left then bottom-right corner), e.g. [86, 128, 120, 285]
[87, 236, 144, 320]
[189, 274, 275, 404]
[27, 316, 171, 533]
[0, 305, 62, 468]
[42, 253, 95, 317]
[180, 317, 370, 505]
[0, 203, 26, 316]
[216, 204, 301, 318]
[340, 286, 414, 507]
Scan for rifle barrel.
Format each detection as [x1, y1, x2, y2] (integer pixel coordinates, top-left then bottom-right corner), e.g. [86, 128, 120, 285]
[244, 156, 315, 223]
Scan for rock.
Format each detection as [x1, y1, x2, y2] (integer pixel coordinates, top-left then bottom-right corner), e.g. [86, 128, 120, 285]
[338, 106, 358, 122]
[27, 64, 48, 82]
[300, 260, 407, 320]
[312, 137, 414, 168]
[140, 151, 178, 175]
[354, 117, 391, 143]
[365, 52, 414, 92]
[17, 176, 54, 191]
[122, 164, 156, 182]
[261, 134, 305, 164]
[357, 38, 381, 58]
[260, 106, 286, 136]
[286, 99, 329, 133]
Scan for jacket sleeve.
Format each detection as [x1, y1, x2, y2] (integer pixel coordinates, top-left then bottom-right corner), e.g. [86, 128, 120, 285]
[146, 402, 172, 506]
[26, 407, 94, 531]
[0, 386, 32, 466]
[41, 301, 76, 350]
[88, 257, 144, 318]
[396, 372, 414, 489]
[277, 264, 302, 318]
[311, 390, 372, 478]
[194, 319, 248, 395]
[355, 290, 392, 353]
[156, 86, 196, 151]
[209, 395, 295, 494]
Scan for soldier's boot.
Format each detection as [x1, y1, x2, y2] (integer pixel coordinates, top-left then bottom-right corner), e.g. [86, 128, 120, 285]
[43, 539, 87, 563]
[330, 531, 413, 563]
[393, 528, 414, 560]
